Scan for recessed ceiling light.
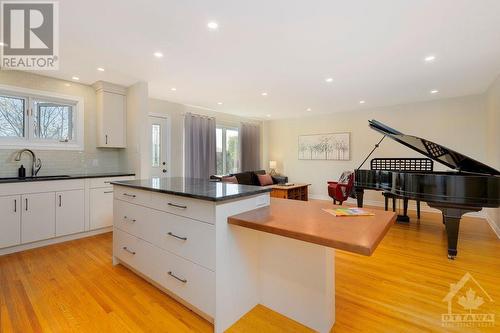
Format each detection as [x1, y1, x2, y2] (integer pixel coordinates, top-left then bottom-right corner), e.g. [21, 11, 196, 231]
[207, 21, 219, 30]
[306, 108, 312, 112]
[424, 55, 436, 63]
[217, 102, 223, 105]
[171, 87, 177, 91]
[430, 89, 439, 94]
[0, 42, 6, 46]
[97, 67, 105, 72]
[261, 92, 268, 96]
[64, 83, 71, 87]
[266, 114, 271, 118]
[325, 77, 333, 83]
[359, 100, 366, 104]
[154, 52, 164, 58]
[72, 76, 79, 81]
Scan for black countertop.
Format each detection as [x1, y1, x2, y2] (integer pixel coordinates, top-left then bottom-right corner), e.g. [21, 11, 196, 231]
[0, 172, 135, 184]
[111, 177, 271, 202]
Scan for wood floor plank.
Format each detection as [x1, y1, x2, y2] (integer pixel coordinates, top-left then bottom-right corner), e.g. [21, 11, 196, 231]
[0, 204, 499, 332]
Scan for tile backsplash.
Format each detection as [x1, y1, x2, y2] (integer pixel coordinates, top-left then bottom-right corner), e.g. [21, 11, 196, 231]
[0, 149, 128, 177]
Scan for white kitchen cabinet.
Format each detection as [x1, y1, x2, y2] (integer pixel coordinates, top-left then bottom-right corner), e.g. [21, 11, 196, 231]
[0, 195, 21, 248]
[95, 81, 127, 148]
[56, 190, 85, 237]
[90, 187, 114, 229]
[21, 192, 56, 243]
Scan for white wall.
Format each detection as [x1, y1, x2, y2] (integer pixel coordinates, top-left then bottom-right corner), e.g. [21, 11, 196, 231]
[149, 99, 261, 177]
[485, 75, 500, 236]
[263, 94, 488, 207]
[125, 82, 150, 178]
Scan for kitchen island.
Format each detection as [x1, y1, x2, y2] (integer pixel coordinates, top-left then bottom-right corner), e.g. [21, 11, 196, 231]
[112, 178, 395, 333]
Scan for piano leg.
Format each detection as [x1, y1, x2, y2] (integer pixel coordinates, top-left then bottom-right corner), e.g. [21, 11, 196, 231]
[355, 188, 364, 208]
[428, 204, 481, 259]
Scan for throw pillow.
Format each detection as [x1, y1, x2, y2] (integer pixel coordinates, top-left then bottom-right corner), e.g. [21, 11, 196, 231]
[257, 174, 274, 186]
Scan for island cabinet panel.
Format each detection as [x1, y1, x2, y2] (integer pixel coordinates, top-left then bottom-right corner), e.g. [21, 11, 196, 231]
[114, 186, 151, 206]
[150, 192, 215, 224]
[147, 208, 215, 271]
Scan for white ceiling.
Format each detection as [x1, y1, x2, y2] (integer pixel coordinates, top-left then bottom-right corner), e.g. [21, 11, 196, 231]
[44, 0, 500, 119]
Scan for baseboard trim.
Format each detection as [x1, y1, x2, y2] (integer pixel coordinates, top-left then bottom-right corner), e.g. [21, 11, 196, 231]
[0, 227, 112, 256]
[485, 213, 500, 239]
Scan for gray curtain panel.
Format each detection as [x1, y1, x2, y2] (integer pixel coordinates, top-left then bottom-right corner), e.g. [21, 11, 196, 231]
[241, 123, 261, 172]
[184, 113, 216, 179]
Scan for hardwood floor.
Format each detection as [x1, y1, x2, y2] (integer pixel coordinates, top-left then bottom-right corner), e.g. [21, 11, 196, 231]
[1, 206, 499, 332]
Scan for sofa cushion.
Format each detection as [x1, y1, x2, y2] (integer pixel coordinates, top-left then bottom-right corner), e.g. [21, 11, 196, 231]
[257, 174, 274, 186]
[232, 171, 254, 185]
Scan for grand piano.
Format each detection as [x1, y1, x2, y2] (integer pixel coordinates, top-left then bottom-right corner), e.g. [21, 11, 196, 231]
[355, 120, 500, 259]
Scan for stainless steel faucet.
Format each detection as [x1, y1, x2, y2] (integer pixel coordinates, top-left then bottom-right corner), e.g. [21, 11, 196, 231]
[15, 149, 42, 177]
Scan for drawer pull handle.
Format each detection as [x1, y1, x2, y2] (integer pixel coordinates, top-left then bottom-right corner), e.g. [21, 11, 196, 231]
[167, 232, 187, 241]
[123, 216, 137, 223]
[123, 193, 137, 198]
[168, 271, 187, 283]
[104, 181, 111, 184]
[122, 246, 136, 255]
[104, 190, 114, 194]
[167, 202, 187, 209]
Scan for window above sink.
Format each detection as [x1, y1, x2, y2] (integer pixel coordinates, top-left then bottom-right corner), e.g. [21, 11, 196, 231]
[0, 84, 84, 150]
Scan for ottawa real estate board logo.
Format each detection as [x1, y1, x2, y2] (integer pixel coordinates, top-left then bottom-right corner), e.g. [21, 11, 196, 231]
[1, 1, 59, 70]
[442, 272, 495, 328]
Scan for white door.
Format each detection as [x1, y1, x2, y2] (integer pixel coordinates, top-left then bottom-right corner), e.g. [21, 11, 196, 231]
[21, 192, 55, 243]
[0, 195, 21, 248]
[90, 188, 114, 229]
[56, 190, 85, 237]
[149, 116, 169, 178]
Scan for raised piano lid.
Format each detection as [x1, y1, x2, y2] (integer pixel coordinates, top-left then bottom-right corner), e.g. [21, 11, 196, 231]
[368, 119, 500, 176]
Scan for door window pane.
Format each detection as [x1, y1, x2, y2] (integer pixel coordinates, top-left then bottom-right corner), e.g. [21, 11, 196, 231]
[0, 95, 25, 138]
[152, 124, 161, 167]
[33, 100, 74, 141]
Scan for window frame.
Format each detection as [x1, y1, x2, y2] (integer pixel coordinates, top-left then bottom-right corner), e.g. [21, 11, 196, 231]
[0, 84, 84, 150]
[216, 125, 240, 175]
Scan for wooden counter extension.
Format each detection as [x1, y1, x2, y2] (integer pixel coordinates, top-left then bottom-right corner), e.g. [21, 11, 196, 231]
[228, 198, 396, 256]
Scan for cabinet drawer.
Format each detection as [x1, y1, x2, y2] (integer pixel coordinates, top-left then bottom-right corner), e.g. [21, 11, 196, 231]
[113, 199, 150, 238]
[90, 176, 134, 189]
[151, 192, 215, 224]
[114, 186, 151, 206]
[154, 248, 215, 317]
[148, 209, 215, 270]
[113, 228, 149, 276]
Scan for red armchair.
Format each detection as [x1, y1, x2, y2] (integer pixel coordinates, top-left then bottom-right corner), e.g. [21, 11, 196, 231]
[327, 171, 354, 205]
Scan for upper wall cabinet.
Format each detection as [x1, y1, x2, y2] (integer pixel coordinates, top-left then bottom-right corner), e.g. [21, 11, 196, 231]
[94, 81, 127, 148]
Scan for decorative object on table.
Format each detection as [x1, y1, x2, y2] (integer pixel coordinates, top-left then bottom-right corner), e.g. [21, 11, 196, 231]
[327, 171, 354, 205]
[269, 160, 277, 176]
[298, 132, 350, 160]
[271, 183, 310, 201]
[323, 208, 375, 217]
